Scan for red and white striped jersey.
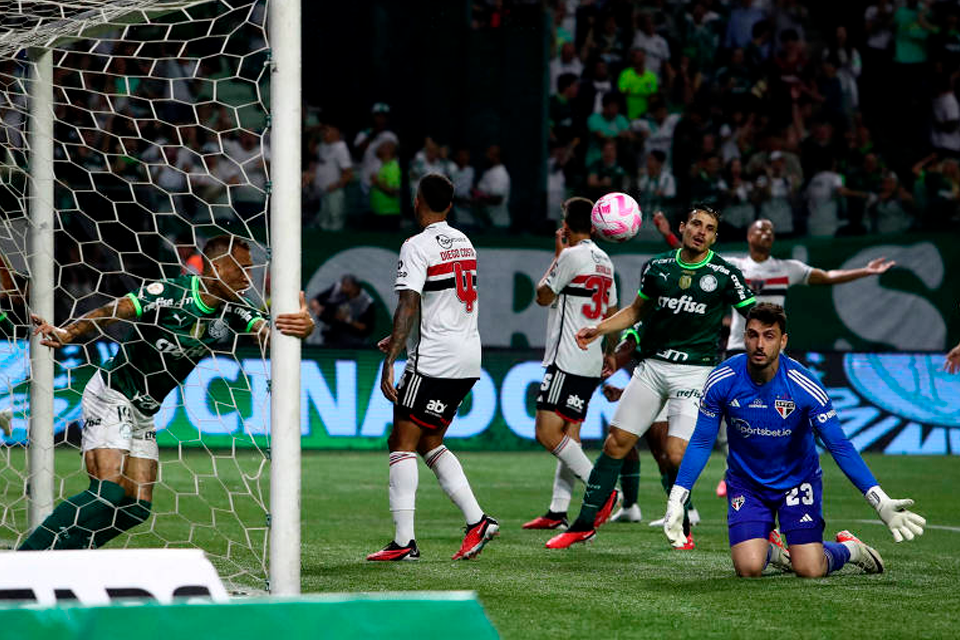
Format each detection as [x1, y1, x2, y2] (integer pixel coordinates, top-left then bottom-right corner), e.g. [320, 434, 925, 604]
[541, 239, 617, 377]
[395, 221, 481, 378]
[726, 255, 812, 351]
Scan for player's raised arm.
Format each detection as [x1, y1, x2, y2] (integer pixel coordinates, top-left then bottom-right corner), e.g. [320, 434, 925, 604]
[811, 379, 926, 543]
[31, 294, 139, 348]
[576, 294, 650, 350]
[806, 257, 895, 285]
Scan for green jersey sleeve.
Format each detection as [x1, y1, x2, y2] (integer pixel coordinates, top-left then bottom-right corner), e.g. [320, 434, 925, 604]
[637, 259, 660, 300]
[723, 262, 756, 313]
[125, 280, 184, 318]
[225, 299, 268, 334]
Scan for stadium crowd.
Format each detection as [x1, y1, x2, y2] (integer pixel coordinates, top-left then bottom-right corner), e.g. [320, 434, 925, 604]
[304, 0, 960, 238]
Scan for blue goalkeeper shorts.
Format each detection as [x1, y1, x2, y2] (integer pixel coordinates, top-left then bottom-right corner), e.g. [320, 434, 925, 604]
[726, 469, 825, 547]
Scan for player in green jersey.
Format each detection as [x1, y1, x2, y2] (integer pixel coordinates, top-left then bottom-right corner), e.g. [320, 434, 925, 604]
[546, 206, 755, 550]
[0, 260, 28, 437]
[19, 235, 315, 550]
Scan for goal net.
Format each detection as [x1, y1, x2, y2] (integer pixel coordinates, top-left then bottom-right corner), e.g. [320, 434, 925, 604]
[0, 0, 278, 593]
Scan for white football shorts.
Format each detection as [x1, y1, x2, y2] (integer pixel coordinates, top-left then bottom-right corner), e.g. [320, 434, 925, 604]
[81, 370, 159, 461]
[610, 359, 710, 441]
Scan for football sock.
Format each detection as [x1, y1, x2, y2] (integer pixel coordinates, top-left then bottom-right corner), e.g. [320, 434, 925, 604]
[91, 497, 153, 548]
[19, 479, 126, 550]
[666, 468, 691, 536]
[551, 436, 593, 483]
[824, 541, 852, 574]
[619, 456, 640, 508]
[548, 459, 577, 514]
[569, 452, 623, 532]
[389, 451, 418, 545]
[424, 446, 484, 525]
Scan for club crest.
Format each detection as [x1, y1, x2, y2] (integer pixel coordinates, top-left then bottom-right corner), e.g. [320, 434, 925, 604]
[775, 399, 796, 419]
[731, 495, 745, 511]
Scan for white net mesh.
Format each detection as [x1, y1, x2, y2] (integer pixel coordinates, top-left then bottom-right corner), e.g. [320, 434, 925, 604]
[0, 0, 274, 592]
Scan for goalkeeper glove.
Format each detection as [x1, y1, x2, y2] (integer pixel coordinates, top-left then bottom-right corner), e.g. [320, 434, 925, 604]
[663, 484, 689, 547]
[865, 485, 926, 543]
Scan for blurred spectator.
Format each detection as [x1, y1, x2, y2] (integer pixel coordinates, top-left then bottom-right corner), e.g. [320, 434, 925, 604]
[309, 274, 375, 348]
[633, 96, 681, 167]
[862, 1, 896, 120]
[577, 59, 614, 119]
[868, 171, 915, 234]
[669, 54, 703, 109]
[449, 147, 478, 228]
[409, 137, 452, 201]
[725, 0, 767, 51]
[176, 235, 204, 276]
[770, 0, 808, 51]
[718, 158, 756, 235]
[745, 19, 774, 78]
[804, 159, 847, 237]
[581, 13, 625, 70]
[635, 149, 676, 230]
[586, 140, 627, 201]
[754, 150, 799, 235]
[717, 48, 756, 110]
[800, 120, 839, 184]
[843, 152, 886, 233]
[671, 105, 711, 198]
[370, 141, 401, 230]
[312, 123, 353, 231]
[912, 154, 960, 230]
[586, 93, 632, 166]
[353, 103, 398, 197]
[551, 0, 574, 47]
[892, 0, 935, 143]
[822, 26, 861, 117]
[772, 29, 813, 124]
[550, 42, 584, 94]
[474, 145, 511, 228]
[633, 12, 672, 83]
[618, 49, 658, 120]
[931, 77, 960, 157]
[934, 8, 960, 72]
[546, 140, 572, 225]
[550, 73, 581, 146]
[689, 154, 724, 209]
[681, 2, 721, 75]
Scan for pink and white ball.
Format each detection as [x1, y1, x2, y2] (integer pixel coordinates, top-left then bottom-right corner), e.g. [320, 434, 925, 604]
[591, 192, 642, 242]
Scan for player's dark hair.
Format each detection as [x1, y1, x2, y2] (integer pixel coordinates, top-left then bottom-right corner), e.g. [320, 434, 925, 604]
[747, 302, 787, 334]
[563, 197, 593, 234]
[203, 235, 250, 261]
[418, 173, 455, 213]
[687, 203, 722, 224]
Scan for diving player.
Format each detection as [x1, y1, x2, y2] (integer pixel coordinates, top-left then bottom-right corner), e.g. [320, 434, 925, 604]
[663, 303, 926, 576]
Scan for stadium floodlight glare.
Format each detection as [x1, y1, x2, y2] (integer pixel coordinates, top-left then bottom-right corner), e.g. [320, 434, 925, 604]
[0, 0, 301, 595]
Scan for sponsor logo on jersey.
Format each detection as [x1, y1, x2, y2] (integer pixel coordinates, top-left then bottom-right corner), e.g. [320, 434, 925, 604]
[748, 398, 767, 409]
[130, 391, 160, 412]
[699, 274, 718, 292]
[700, 407, 717, 418]
[678, 274, 692, 290]
[656, 348, 690, 362]
[146, 282, 164, 295]
[396, 260, 407, 279]
[731, 495, 745, 511]
[815, 409, 837, 424]
[730, 398, 740, 407]
[85, 418, 102, 428]
[154, 337, 206, 359]
[775, 399, 796, 419]
[144, 297, 176, 312]
[732, 417, 792, 438]
[566, 394, 585, 411]
[674, 388, 702, 399]
[435, 234, 467, 249]
[425, 399, 447, 416]
[657, 295, 707, 315]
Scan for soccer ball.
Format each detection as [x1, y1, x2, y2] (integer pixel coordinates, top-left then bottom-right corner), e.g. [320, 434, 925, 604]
[591, 192, 642, 242]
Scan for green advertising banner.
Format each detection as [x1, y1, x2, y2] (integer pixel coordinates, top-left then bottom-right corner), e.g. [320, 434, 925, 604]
[302, 229, 960, 352]
[3, 342, 958, 455]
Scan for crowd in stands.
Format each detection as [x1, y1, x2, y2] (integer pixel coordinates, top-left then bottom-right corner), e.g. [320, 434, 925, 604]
[545, 0, 960, 239]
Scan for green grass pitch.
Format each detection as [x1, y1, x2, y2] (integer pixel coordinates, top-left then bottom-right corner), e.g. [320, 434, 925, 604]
[7, 449, 958, 638]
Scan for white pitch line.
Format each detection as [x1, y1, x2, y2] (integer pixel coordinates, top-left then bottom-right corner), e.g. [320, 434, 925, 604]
[850, 518, 960, 533]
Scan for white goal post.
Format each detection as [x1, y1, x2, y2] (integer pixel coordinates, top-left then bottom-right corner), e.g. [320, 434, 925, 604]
[1, 0, 301, 594]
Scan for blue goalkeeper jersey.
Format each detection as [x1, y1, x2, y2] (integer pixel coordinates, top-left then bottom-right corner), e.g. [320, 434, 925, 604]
[676, 353, 877, 493]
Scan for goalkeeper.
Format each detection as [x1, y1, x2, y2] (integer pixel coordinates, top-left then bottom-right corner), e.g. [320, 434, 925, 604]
[662, 303, 925, 577]
[20, 235, 314, 550]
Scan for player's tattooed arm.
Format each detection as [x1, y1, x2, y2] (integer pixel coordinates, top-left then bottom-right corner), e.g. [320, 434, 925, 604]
[31, 295, 139, 348]
[536, 228, 568, 306]
[380, 289, 420, 403]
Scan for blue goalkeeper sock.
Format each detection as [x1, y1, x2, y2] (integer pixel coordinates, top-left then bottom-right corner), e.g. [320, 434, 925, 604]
[823, 541, 851, 574]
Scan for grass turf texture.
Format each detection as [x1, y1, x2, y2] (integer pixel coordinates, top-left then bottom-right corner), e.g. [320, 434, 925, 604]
[3, 450, 957, 638]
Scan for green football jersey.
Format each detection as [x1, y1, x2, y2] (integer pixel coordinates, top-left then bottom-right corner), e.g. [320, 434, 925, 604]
[102, 274, 266, 415]
[637, 249, 755, 366]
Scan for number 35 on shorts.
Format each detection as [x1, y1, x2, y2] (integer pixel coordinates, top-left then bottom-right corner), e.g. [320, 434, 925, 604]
[785, 482, 814, 506]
